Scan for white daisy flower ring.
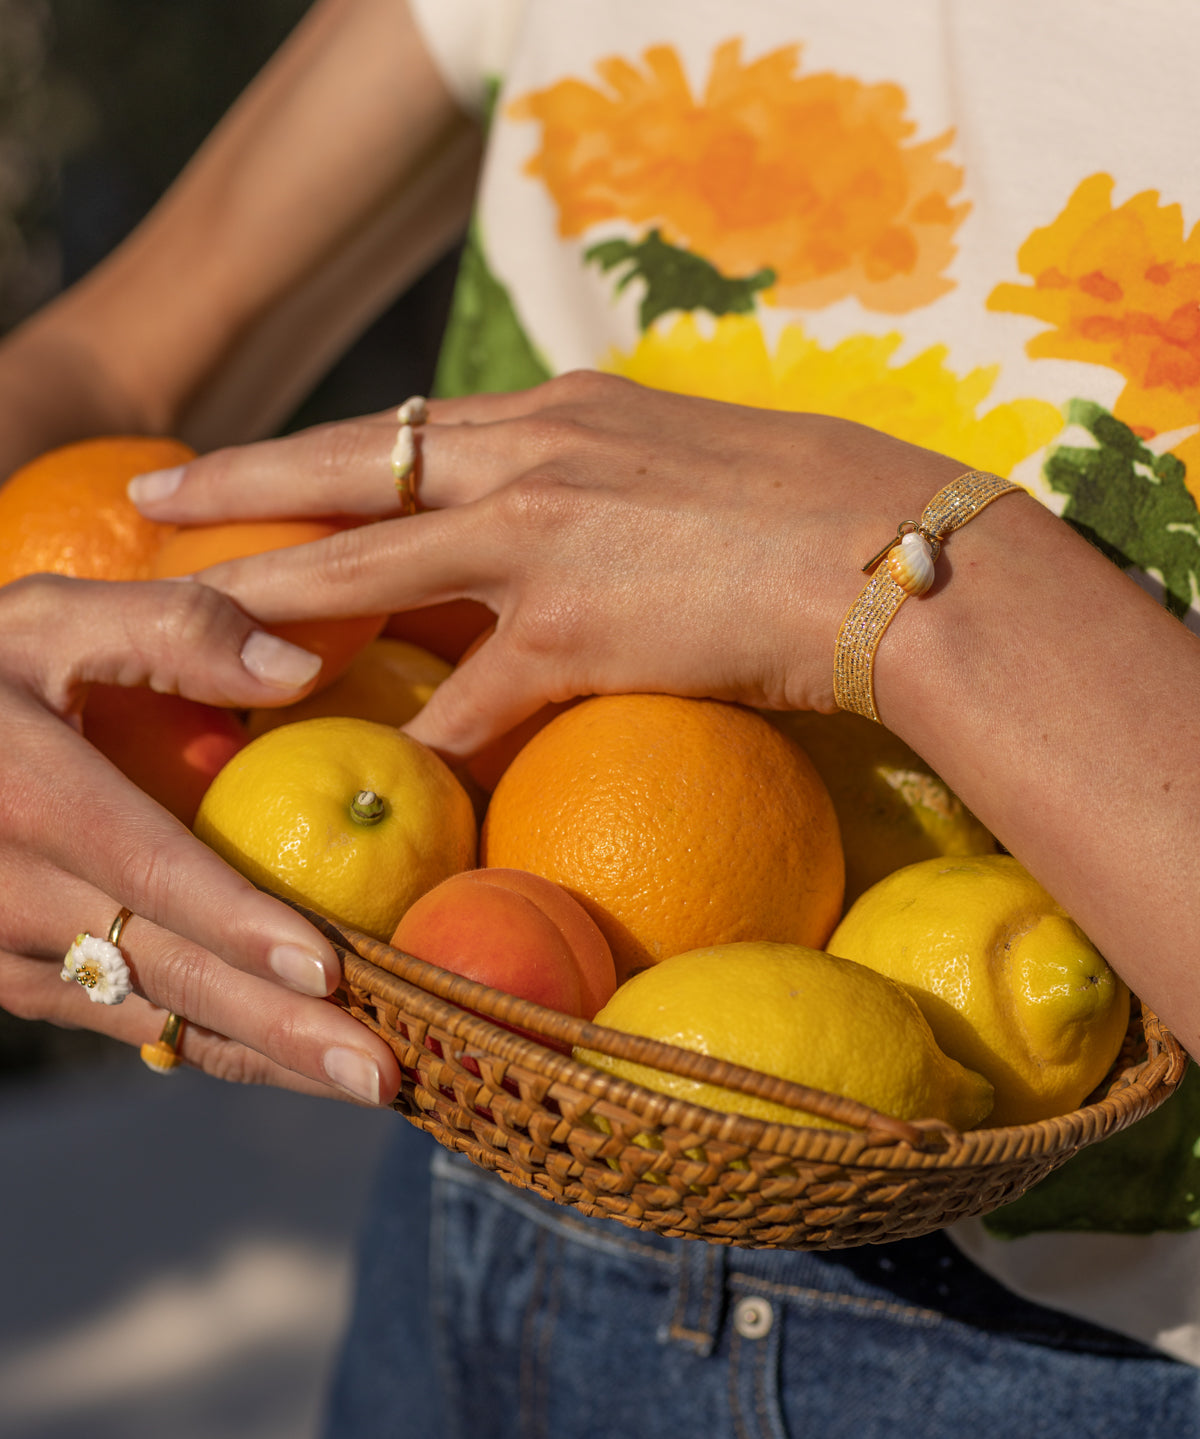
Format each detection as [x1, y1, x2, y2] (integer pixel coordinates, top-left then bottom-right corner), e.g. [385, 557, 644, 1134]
[60, 907, 134, 1005]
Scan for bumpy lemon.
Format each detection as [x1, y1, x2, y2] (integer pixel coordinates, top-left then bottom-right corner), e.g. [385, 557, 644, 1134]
[194, 716, 477, 939]
[827, 855, 1130, 1126]
[763, 708, 996, 904]
[245, 638, 451, 738]
[575, 942, 993, 1131]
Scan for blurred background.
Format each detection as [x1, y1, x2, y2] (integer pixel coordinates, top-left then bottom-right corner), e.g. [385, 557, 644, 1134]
[0, 2, 459, 1433]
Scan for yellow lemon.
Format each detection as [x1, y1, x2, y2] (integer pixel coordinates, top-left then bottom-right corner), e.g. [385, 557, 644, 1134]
[827, 855, 1130, 1126]
[245, 638, 452, 738]
[762, 708, 997, 904]
[575, 942, 993, 1131]
[194, 716, 477, 940]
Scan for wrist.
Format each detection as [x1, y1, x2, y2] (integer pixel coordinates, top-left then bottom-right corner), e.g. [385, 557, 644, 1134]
[831, 470, 1023, 724]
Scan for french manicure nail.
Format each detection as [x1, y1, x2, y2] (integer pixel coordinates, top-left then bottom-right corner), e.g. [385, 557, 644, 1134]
[268, 942, 335, 996]
[324, 1047, 382, 1105]
[127, 466, 185, 506]
[241, 630, 322, 688]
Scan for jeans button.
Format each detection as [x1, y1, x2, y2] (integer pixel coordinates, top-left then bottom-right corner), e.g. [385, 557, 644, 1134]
[732, 1295, 774, 1339]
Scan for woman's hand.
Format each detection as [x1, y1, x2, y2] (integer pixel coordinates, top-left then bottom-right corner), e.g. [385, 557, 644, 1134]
[127, 371, 968, 759]
[0, 573, 402, 1104]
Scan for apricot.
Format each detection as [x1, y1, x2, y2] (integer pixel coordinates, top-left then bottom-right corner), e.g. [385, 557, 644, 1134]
[82, 685, 248, 825]
[391, 868, 617, 1022]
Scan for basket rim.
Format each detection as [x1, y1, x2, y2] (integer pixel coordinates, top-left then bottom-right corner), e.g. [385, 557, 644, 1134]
[303, 906, 1189, 1169]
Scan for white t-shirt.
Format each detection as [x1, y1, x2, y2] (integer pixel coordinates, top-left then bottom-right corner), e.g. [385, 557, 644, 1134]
[408, 0, 1200, 1362]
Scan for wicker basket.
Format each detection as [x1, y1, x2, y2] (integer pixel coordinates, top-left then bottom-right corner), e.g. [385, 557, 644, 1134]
[309, 908, 1187, 1251]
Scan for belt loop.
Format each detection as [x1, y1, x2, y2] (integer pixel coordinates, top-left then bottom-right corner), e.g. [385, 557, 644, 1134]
[658, 1238, 727, 1356]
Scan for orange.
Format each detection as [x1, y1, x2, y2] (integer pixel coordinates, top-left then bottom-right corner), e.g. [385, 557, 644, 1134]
[152, 520, 386, 692]
[481, 694, 845, 983]
[0, 436, 191, 586]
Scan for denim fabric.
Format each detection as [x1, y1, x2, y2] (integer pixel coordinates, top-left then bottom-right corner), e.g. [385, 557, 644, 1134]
[322, 1120, 1200, 1439]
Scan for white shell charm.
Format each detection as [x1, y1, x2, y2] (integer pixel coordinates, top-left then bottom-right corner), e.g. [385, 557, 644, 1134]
[886, 529, 937, 596]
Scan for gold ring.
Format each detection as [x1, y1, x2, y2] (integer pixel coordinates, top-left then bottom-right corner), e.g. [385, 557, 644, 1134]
[140, 1012, 185, 1074]
[108, 906, 133, 946]
[60, 905, 135, 1005]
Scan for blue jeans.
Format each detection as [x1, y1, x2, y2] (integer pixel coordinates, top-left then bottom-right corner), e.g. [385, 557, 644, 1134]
[322, 1119, 1200, 1439]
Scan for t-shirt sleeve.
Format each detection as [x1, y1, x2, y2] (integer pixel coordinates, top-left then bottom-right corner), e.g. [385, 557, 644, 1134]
[406, 0, 527, 117]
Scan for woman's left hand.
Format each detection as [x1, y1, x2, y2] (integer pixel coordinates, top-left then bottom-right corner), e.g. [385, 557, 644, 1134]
[127, 371, 966, 761]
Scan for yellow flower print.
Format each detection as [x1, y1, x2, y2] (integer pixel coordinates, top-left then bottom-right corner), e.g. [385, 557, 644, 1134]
[989, 173, 1200, 470]
[604, 314, 1061, 477]
[511, 40, 970, 314]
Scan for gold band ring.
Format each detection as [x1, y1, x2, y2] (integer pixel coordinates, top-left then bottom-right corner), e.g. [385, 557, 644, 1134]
[108, 906, 133, 946]
[141, 1012, 186, 1074]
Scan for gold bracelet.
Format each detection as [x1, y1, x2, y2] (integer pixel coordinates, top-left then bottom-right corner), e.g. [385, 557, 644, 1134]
[833, 470, 1022, 723]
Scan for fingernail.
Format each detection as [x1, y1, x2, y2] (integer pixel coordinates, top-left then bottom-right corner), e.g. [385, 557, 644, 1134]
[127, 466, 185, 506]
[241, 630, 322, 688]
[324, 1047, 382, 1105]
[268, 942, 336, 996]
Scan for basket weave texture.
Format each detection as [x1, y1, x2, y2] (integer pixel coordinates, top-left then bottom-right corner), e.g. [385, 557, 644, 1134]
[311, 909, 1188, 1251]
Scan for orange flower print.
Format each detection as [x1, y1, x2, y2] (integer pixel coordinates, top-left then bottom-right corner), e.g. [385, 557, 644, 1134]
[510, 40, 969, 314]
[989, 174, 1200, 451]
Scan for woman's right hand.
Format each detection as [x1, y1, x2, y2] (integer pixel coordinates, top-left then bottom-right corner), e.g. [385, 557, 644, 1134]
[0, 572, 402, 1105]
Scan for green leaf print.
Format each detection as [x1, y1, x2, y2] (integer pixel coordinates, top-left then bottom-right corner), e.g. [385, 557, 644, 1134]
[433, 218, 553, 399]
[985, 1062, 1200, 1237]
[585, 230, 775, 331]
[1046, 399, 1200, 619]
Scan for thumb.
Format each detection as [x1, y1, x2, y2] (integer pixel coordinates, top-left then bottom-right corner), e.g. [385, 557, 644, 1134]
[3, 574, 323, 714]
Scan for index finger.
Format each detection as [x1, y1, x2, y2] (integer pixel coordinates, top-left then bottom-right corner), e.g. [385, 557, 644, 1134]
[126, 387, 556, 526]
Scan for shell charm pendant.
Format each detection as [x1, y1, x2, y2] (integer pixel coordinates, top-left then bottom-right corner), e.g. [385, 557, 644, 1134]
[886, 528, 938, 596]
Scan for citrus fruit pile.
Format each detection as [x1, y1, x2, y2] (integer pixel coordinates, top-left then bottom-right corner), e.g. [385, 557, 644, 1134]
[6, 437, 1132, 1134]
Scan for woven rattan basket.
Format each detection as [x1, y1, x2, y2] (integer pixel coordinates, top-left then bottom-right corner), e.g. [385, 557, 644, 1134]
[308, 908, 1187, 1251]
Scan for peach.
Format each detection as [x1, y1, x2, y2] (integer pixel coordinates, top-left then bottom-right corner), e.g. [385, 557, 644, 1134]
[82, 685, 249, 825]
[391, 867, 617, 1022]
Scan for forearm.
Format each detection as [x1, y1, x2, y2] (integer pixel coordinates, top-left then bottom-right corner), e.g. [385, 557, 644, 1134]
[0, 0, 477, 475]
[876, 493, 1200, 1047]
[0, 314, 151, 476]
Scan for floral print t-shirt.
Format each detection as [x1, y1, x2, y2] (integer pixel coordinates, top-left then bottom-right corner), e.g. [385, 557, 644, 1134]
[408, 0, 1200, 1362]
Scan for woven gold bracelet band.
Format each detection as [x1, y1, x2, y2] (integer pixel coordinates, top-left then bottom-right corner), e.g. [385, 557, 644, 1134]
[833, 470, 1022, 723]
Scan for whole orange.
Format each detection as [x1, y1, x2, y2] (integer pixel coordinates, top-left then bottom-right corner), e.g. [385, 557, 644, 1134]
[481, 695, 845, 983]
[152, 520, 386, 692]
[0, 436, 191, 586]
